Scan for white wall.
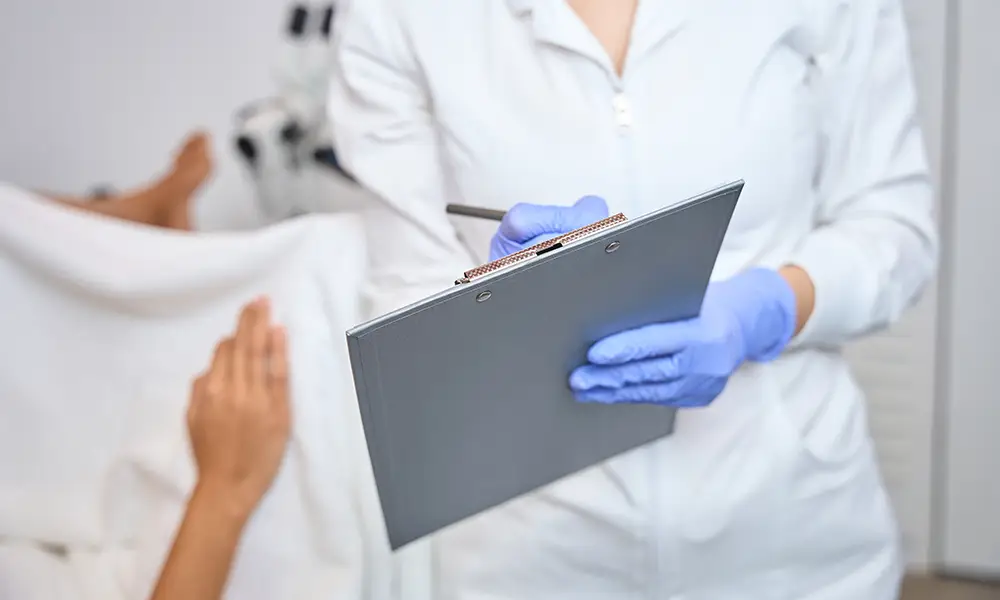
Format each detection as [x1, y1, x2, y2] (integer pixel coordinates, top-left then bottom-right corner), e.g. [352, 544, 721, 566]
[936, 0, 1000, 577]
[0, 0, 290, 229]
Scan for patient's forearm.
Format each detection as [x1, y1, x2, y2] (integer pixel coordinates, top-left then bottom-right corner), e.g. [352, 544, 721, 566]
[149, 483, 252, 600]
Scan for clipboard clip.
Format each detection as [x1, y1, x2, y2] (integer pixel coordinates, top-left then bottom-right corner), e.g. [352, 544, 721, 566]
[455, 213, 628, 285]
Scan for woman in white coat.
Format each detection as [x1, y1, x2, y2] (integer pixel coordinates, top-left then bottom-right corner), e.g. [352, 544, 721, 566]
[328, 0, 938, 597]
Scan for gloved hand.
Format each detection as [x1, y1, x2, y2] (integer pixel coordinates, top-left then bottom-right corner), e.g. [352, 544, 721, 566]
[489, 195, 609, 261]
[569, 268, 798, 407]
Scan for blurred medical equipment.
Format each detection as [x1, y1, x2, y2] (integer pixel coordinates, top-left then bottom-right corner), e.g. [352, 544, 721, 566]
[0, 183, 389, 600]
[88, 185, 116, 200]
[234, 3, 360, 222]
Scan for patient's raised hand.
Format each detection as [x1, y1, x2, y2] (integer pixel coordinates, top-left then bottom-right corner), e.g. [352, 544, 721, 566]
[186, 297, 291, 518]
[150, 299, 290, 600]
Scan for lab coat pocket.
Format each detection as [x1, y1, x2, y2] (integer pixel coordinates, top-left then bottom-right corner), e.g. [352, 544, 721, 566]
[753, 364, 901, 598]
[762, 352, 870, 471]
[668, 369, 799, 586]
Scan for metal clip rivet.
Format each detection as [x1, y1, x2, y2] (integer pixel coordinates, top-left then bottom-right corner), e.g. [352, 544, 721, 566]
[605, 241, 621, 253]
[476, 291, 492, 303]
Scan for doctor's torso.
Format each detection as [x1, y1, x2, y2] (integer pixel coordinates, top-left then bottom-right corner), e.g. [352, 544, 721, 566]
[407, 0, 824, 274]
[329, 1, 910, 598]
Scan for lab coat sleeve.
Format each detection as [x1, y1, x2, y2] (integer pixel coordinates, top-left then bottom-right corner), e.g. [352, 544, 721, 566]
[327, 0, 471, 318]
[786, 0, 939, 348]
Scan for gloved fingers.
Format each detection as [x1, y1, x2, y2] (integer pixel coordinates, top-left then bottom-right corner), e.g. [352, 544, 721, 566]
[498, 204, 562, 244]
[548, 195, 609, 234]
[498, 196, 609, 244]
[587, 320, 700, 365]
[569, 356, 681, 391]
[574, 380, 682, 404]
[573, 382, 713, 407]
[568, 195, 610, 224]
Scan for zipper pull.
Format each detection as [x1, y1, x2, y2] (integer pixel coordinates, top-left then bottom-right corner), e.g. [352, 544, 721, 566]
[613, 93, 632, 129]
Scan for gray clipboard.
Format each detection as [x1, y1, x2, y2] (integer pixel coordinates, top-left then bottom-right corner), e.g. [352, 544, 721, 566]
[347, 181, 743, 550]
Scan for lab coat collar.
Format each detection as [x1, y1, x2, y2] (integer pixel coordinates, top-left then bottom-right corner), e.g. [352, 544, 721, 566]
[628, 0, 696, 64]
[506, 0, 696, 73]
[506, 0, 596, 60]
[505, 0, 535, 17]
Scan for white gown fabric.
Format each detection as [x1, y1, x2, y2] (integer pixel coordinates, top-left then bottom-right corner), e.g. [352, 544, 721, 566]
[0, 185, 389, 600]
[328, 0, 939, 598]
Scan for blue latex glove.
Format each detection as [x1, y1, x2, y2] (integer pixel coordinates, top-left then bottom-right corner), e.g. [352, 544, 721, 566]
[489, 196, 609, 261]
[569, 268, 798, 407]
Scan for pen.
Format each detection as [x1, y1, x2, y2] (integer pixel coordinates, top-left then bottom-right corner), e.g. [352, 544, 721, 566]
[446, 204, 507, 221]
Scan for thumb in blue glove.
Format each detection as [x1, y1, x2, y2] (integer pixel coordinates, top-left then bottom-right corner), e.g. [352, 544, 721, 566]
[569, 268, 798, 407]
[489, 195, 609, 261]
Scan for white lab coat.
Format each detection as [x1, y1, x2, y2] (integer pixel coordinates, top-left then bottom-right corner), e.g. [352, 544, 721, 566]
[328, 0, 938, 598]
